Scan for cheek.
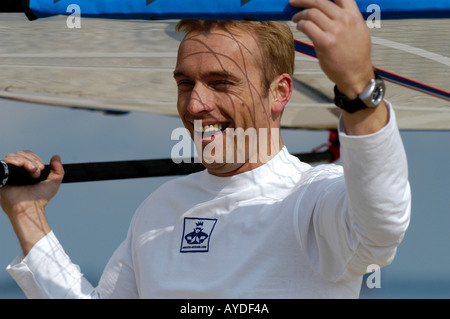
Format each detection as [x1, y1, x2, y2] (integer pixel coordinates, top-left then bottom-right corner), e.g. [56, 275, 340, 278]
[176, 92, 189, 116]
[239, 85, 270, 114]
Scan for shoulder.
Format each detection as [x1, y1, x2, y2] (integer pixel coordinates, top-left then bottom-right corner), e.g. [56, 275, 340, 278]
[302, 162, 344, 183]
[296, 163, 345, 201]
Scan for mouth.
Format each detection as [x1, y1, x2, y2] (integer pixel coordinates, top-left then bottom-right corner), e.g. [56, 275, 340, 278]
[193, 122, 231, 139]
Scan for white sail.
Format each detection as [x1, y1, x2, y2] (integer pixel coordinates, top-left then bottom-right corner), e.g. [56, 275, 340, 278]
[0, 14, 448, 130]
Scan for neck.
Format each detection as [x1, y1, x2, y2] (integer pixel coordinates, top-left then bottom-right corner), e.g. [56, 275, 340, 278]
[207, 137, 284, 177]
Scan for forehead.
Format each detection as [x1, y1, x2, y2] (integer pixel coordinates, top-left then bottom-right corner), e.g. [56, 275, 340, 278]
[175, 28, 261, 76]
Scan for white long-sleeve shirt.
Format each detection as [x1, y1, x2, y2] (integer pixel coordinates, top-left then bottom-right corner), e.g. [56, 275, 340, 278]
[7, 102, 411, 298]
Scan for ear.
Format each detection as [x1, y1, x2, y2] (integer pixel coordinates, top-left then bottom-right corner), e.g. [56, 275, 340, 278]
[270, 73, 292, 114]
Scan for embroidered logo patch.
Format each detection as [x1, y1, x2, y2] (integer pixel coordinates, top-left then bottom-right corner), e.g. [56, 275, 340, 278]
[180, 217, 217, 253]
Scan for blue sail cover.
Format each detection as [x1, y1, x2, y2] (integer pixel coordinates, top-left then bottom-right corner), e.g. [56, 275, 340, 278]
[29, 0, 450, 20]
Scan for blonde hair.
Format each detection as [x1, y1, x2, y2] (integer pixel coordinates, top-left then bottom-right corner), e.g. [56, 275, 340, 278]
[175, 20, 295, 93]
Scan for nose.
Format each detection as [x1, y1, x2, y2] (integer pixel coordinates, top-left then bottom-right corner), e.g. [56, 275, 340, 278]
[187, 83, 214, 114]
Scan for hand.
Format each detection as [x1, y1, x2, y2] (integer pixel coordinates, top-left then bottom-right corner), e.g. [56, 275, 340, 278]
[0, 151, 64, 216]
[0, 151, 64, 254]
[290, 0, 374, 99]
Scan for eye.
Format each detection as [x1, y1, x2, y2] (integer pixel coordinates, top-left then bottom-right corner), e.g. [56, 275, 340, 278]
[210, 80, 233, 91]
[177, 80, 194, 91]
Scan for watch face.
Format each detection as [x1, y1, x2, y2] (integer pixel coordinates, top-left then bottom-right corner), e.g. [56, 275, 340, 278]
[372, 86, 384, 104]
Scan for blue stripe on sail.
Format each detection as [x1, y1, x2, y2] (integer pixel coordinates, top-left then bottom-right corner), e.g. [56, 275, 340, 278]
[376, 69, 450, 101]
[29, 0, 450, 19]
[30, 0, 297, 20]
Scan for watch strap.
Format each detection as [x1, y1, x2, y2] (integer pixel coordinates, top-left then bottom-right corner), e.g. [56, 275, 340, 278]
[333, 69, 384, 114]
[333, 85, 368, 114]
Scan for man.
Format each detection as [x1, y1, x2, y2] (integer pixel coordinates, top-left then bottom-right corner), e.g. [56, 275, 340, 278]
[1, 0, 410, 298]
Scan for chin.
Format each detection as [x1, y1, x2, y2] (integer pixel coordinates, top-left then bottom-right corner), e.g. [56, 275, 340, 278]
[204, 161, 244, 177]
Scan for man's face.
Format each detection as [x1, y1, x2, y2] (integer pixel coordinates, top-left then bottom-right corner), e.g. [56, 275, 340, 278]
[174, 27, 284, 176]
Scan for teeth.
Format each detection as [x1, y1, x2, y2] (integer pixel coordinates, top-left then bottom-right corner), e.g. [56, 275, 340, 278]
[203, 124, 221, 133]
[194, 123, 227, 133]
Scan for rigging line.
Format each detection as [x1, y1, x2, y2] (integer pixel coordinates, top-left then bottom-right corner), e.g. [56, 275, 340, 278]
[293, 39, 450, 102]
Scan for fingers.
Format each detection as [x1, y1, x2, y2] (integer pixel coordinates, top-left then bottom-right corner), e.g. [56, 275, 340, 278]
[292, 8, 334, 45]
[291, 0, 341, 46]
[294, 6, 334, 29]
[291, 0, 340, 20]
[3, 152, 64, 183]
[290, 0, 363, 31]
[290, 0, 357, 12]
[4, 151, 45, 178]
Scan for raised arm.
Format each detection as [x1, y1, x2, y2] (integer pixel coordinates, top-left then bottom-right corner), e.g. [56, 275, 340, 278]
[289, 0, 411, 281]
[290, 0, 389, 135]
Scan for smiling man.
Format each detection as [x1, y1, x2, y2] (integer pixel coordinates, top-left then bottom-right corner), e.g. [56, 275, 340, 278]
[2, 0, 410, 298]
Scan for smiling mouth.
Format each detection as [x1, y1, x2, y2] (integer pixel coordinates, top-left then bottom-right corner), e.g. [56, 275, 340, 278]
[193, 122, 230, 139]
[194, 123, 229, 133]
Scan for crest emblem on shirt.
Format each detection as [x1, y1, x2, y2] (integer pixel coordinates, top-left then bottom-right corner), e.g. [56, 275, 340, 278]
[180, 217, 217, 253]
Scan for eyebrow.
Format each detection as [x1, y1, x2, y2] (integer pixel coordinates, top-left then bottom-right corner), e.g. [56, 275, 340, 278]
[173, 70, 240, 82]
[173, 70, 186, 79]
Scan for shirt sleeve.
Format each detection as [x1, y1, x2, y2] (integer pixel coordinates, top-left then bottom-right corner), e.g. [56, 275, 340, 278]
[297, 101, 411, 282]
[6, 224, 138, 298]
[7, 231, 98, 299]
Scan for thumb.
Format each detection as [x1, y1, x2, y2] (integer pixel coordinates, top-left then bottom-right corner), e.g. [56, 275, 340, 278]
[48, 155, 64, 183]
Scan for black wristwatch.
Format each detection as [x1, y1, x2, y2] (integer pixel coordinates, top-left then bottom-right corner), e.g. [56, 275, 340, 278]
[333, 69, 385, 114]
